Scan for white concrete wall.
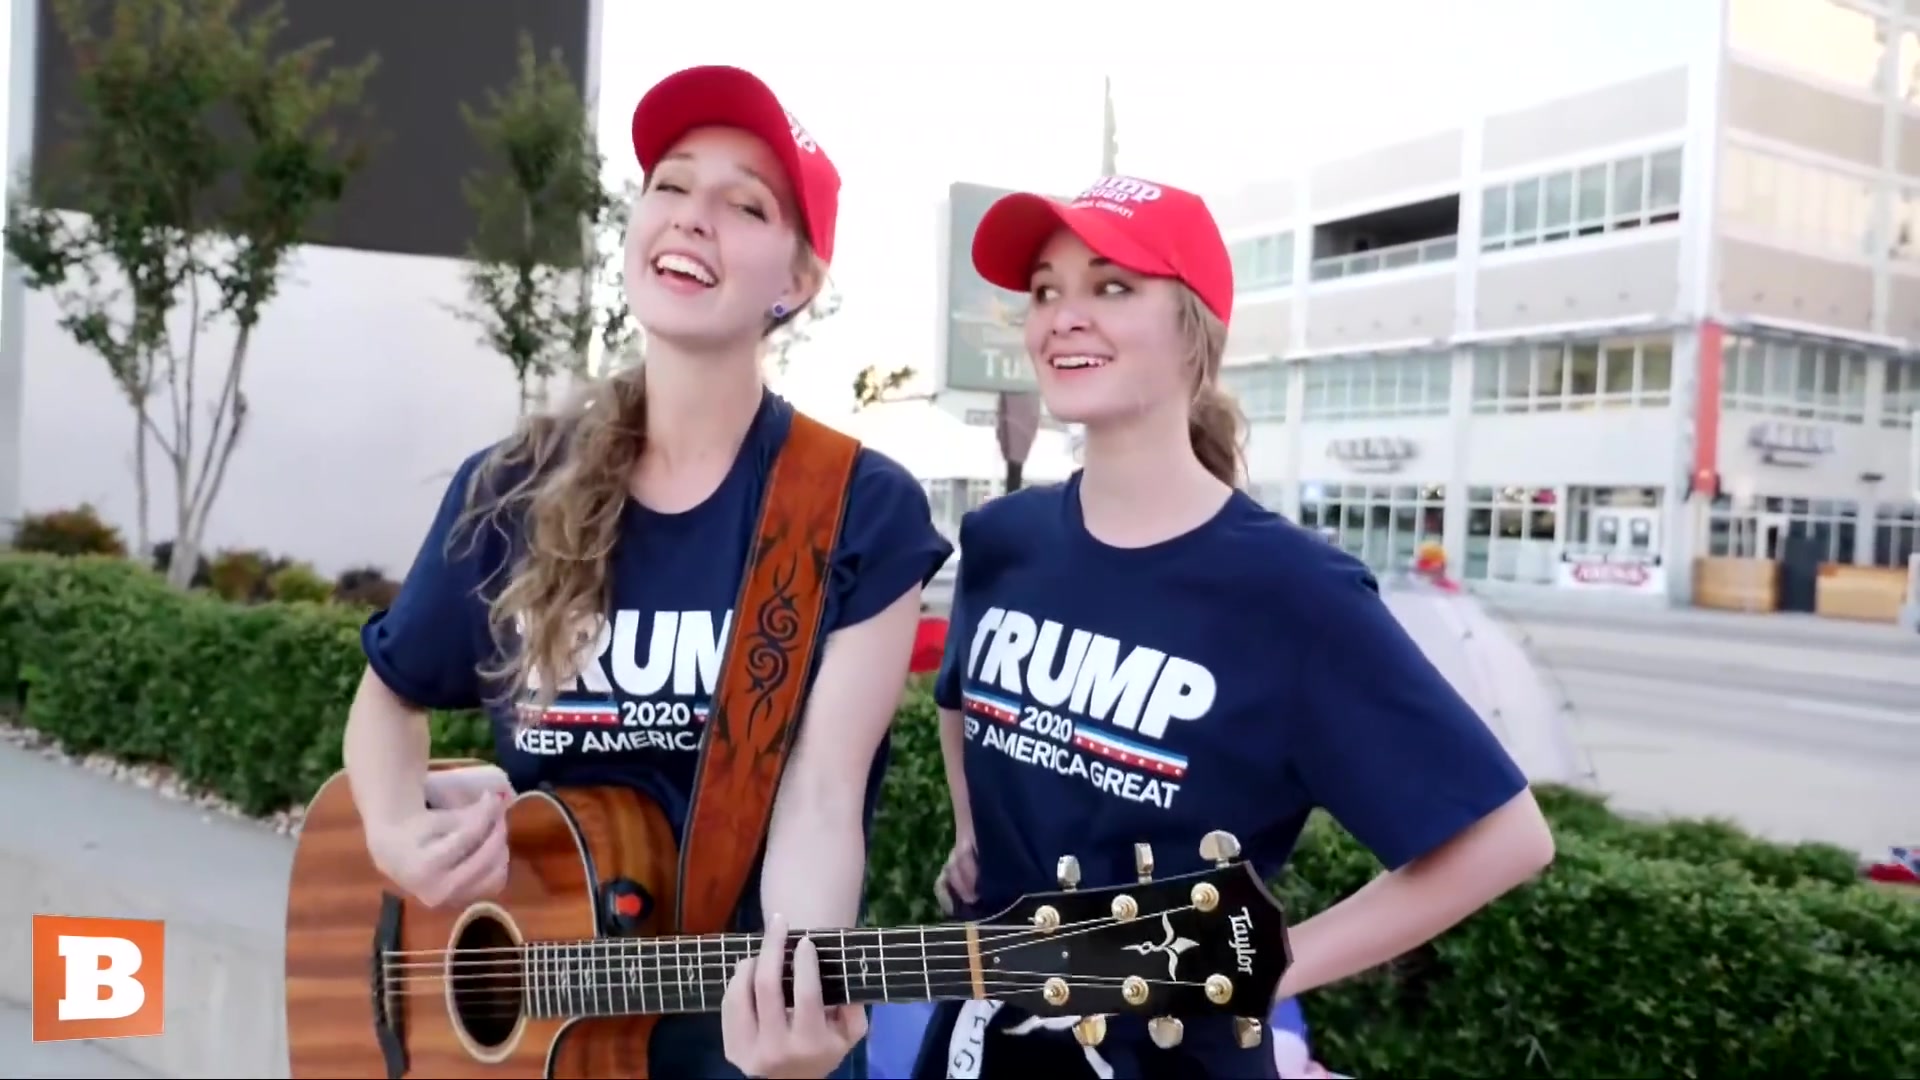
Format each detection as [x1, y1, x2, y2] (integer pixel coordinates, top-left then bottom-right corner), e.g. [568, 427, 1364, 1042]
[13, 234, 522, 578]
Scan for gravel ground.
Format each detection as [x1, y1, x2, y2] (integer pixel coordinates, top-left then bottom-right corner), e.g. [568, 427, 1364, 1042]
[0, 719, 307, 838]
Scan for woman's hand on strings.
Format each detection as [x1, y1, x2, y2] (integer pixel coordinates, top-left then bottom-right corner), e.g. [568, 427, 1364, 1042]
[721, 914, 867, 1079]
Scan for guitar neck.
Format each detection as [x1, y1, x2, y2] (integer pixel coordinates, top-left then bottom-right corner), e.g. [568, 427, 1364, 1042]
[517, 924, 982, 1020]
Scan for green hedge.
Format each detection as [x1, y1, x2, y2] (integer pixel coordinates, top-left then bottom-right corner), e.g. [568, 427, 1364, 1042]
[3, 552, 1917, 1077]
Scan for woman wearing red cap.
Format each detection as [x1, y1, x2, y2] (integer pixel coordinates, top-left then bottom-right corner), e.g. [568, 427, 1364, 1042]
[916, 176, 1556, 1077]
[340, 65, 950, 1079]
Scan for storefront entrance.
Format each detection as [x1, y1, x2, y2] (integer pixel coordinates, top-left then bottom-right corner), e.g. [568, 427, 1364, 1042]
[1555, 487, 1666, 594]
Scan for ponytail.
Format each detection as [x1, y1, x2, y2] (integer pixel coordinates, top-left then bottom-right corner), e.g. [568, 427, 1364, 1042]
[1173, 287, 1243, 488]
[1189, 381, 1245, 487]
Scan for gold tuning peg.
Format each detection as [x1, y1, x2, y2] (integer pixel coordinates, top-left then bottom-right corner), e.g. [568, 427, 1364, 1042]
[1056, 855, 1082, 891]
[1072, 1015, 1108, 1047]
[1134, 842, 1155, 882]
[1198, 830, 1242, 866]
[1147, 1016, 1184, 1049]
[1233, 1016, 1264, 1049]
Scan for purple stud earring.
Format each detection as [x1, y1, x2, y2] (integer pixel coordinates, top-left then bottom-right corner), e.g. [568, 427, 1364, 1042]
[771, 302, 789, 319]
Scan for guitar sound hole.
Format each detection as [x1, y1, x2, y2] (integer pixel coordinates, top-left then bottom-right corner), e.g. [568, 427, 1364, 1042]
[449, 914, 523, 1050]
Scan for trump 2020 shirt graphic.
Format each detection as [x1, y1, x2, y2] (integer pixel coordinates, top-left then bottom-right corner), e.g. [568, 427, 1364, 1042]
[509, 605, 737, 758]
[956, 604, 1207, 812]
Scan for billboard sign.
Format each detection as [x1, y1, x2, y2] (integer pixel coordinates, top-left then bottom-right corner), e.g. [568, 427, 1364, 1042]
[941, 181, 1043, 394]
[28, 0, 593, 261]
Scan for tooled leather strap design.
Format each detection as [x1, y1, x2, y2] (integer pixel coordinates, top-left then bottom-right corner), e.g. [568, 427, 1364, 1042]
[674, 411, 861, 934]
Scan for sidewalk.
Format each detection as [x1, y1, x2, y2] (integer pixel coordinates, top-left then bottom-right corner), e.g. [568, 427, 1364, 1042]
[2, 1000, 164, 1078]
[1471, 586, 1920, 652]
[0, 735, 293, 1078]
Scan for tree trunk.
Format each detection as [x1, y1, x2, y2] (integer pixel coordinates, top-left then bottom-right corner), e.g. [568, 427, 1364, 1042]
[164, 527, 198, 590]
[1004, 459, 1024, 495]
[131, 405, 152, 559]
[166, 399, 197, 590]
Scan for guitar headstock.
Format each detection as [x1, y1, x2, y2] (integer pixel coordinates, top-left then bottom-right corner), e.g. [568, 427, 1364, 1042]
[973, 830, 1290, 1049]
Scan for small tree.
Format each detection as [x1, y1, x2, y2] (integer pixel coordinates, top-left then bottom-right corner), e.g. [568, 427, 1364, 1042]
[456, 33, 628, 410]
[852, 363, 915, 409]
[4, 0, 375, 585]
[587, 177, 640, 377]
[769, 287, 842, 375]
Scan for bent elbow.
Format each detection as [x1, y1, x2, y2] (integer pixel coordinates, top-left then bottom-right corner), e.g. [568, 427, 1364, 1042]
[1510, 800, 1558, 883]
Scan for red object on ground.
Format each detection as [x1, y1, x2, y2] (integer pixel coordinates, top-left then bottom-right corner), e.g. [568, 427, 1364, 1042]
[1865, 860, 1920, 886]
[911, 617, 949, 675]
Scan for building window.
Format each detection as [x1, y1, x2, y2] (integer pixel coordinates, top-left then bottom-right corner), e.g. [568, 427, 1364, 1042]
[1730, 0, 1888, 97]
[1718, 334, 1870, 422]
[1310, 236, 1458, 281]
[1707, 495, 1860, 562]
[1481, 147, 1682, 253]
[1301, 353, 1451, 421]
[1472, 337, 1673, 414]
[1466, 486, 1559, 584]
[1564, 486, 1665, 557]
[1296, 483, 1445, 575]
[1884, 356, 1920, 427]
[1720, 145, 1877, 260]
[965, 478, 1000, 511]
[1874, 503, 1918, 567]
[1900, 27, 1920, 105]
[1229, 232, 1294, 292]
[1891, 187, 1920, 263]
[1221, 358, 1289, 421]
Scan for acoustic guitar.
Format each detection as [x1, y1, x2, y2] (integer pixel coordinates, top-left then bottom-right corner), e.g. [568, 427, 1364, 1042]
[284, 769, 1293, 1078]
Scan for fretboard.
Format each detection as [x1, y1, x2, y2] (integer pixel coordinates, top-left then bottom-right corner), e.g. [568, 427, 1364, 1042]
[503, 925, 980, 1020]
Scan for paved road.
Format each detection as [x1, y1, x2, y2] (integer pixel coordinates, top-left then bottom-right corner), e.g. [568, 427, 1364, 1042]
[1478, 596, 1917, 858]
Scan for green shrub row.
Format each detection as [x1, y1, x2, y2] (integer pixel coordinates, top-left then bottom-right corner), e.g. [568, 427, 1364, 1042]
[2, 552, 1916, 1077]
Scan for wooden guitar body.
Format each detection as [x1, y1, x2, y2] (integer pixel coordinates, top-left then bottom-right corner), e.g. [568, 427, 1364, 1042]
[285, 769, 680, 1079]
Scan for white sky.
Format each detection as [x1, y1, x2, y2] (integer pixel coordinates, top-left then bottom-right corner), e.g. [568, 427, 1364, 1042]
[3, 0, 1706, 414]
[595, 0, 1704, 414]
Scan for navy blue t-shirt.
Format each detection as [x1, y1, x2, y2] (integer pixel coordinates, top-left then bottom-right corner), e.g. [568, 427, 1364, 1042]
[362, 391, 953, 925]
[932, 473, 1526, 1075]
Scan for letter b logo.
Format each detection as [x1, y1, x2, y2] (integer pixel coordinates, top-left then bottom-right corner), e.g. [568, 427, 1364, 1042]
[32, 915, 166, 1042]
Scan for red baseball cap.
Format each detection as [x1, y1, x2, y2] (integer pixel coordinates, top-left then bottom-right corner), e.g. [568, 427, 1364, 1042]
[630, 65, 842, 265]
[971, 176, 1234, 324]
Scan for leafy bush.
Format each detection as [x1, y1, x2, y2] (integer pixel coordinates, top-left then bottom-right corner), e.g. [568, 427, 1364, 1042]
[207, 548, 280, 603]
[332, 564, 400, 609]
[10, 504, 127, 557]
[0, 552, 1914, 1076]
[0, 554, 486, 814]
[1531, 783, 1862, 889]
[270, 562, 335, 605]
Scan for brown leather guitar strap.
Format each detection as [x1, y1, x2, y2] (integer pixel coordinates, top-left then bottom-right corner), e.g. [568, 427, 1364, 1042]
[674, 411, 862, 935]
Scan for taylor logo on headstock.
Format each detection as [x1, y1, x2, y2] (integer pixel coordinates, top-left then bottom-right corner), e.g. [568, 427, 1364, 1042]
[1227, 907, 1257, 975]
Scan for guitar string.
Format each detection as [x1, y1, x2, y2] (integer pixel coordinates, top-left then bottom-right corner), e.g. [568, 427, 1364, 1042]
[374, 904, 1198, 968]
[370, 916, 1098, 962]
[376, 972, 1221, 1020]
[371, 903, 1233, 1012]
[375, 905, 1201, 984]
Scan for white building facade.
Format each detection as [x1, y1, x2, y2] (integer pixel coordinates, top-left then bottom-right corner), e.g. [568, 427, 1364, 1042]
[1212, 0, 1920, 610]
